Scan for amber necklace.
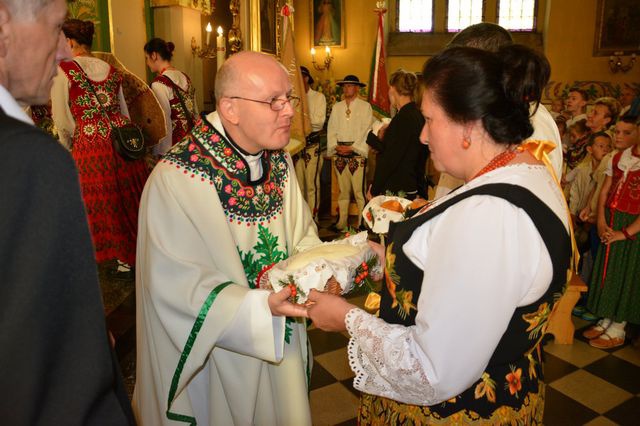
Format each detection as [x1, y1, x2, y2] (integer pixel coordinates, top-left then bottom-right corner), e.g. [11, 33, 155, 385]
[471, 148, 517, 180]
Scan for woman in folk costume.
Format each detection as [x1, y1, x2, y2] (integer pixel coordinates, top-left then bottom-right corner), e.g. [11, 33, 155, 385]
[144, 38, 197, 156]
[583, 115, 640, 349]
[307, 45, 572, 424]
[51, 19, 149, 279]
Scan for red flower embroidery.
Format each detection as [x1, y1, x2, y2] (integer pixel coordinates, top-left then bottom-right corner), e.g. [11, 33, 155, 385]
[211, 134, 220, 142]
[224, 184, 233, 194]
[223, 147, 233, 156]
[506, 367, 522, 396]
[188, 143, 196, 152]
[264, 183, 271, 194]
[237, 188, 246, 197]
[245, 187, 255, 198]
[236, 160, 245, 169]
[228, 197, 237, 206]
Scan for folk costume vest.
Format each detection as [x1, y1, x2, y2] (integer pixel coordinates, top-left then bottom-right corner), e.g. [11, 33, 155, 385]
[371, 183, 571, 423]
[153, 73, 196, 145]
[59, 60, 130, 144]
[606, 149, 640, 215]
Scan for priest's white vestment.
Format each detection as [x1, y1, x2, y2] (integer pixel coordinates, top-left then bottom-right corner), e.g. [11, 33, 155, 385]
[134, 112, 320, 425]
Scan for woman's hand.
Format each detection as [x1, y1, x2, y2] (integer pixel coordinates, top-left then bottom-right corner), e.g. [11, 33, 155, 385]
[268, 286, 308, 318]
[306, 289, 355, 332]
[600, 228, 625, 245]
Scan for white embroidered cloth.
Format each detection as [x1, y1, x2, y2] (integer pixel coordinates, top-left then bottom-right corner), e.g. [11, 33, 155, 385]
[363, 195, 413, 234]
[268, 232, 380, 302]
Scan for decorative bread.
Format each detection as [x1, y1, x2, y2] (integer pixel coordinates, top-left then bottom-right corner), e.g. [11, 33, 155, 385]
[267, 232, 381, 303]
[380, 199, 405, 213]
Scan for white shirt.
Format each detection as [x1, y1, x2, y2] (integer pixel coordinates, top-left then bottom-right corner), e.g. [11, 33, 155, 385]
[0, 84, 34, 125]
[327, 97, 373, 157]
[345, 164, 569, 405]
[530, 103, 563, 180]
[150, 69, 198, 156]
[306, 88, 326, 133]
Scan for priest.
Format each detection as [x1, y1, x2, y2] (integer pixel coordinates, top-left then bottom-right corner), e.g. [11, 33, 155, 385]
[134, 51, 321, 425]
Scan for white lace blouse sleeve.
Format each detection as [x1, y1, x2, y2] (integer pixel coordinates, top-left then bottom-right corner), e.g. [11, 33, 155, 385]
[345, 194, 552, 405]
[50, 69, 75, 150]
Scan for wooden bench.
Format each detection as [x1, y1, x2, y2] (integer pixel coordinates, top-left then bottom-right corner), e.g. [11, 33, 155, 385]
[546, 278, 588, 344]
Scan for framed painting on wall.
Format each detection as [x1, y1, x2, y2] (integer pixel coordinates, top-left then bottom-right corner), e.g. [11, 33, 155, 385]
[312, 0, 344, 48]
[260, 0, 278, 54]
[593, 0, 640, 55]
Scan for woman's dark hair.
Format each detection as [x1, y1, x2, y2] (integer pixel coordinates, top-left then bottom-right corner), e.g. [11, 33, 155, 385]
[422, 45, 550, 145]
[498, 44, 550, 112]
[144, 38, 175, 61]
[62, 19, 94, 47]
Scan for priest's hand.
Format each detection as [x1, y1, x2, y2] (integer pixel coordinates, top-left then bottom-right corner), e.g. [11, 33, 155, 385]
[268, 286, 308, 318]
[306, 289, 355, 332]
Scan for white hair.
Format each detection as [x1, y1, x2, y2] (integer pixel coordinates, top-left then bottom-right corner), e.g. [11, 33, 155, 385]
[0, 0, 54, 19]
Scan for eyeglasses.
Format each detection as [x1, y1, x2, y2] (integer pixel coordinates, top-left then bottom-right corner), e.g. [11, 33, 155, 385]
[227, 95, 300, 111]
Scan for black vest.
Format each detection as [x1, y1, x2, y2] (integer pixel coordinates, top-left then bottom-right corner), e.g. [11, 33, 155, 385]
[379, 183, 571, 417]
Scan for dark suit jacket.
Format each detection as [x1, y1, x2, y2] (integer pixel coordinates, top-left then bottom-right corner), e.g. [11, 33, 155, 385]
[367, 102, 428, 197]
[0, 107, 134, 425]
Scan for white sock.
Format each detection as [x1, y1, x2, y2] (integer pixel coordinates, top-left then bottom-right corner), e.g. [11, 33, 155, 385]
[597, 318, 612, 330]
[606, 321, 626, 339]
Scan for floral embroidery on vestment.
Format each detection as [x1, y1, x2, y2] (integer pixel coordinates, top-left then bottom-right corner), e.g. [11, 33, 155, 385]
[163, 118, 289, 225]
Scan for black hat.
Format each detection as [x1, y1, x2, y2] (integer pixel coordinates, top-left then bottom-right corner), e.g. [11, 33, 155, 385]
[300, 66, 314, 85]
[336, 75, 366, 87]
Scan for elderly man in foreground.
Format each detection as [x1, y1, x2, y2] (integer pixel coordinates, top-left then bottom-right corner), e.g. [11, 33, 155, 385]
[0, 0, 134, 423]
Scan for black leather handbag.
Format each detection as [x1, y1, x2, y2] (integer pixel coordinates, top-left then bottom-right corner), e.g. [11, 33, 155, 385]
[109, 124, 145, 161]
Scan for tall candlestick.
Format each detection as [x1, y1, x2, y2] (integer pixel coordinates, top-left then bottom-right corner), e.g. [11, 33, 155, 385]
[205, 23, 212, 47]
[217, 26, 226, 70]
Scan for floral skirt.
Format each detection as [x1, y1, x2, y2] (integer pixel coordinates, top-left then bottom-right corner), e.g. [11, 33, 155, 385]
[72, 132, 149, 266]
[358, 383, 545, 425]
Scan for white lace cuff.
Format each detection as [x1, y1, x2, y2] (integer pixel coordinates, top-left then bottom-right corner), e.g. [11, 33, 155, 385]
[345, 308, 438, 406]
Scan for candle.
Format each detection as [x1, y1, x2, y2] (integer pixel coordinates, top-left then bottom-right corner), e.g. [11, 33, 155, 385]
[310, 47, 316, 61]
[217, 26, 225, 70]
[205, 23, 212, 47]
[325, 46, 330, 56]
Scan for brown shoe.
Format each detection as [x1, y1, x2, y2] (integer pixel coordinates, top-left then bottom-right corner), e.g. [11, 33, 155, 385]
[583, 324, 607, 339]
[589, 333, 625, 349]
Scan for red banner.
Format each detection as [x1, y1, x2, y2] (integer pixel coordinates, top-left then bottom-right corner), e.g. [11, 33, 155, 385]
[368, 10, 391, 117]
